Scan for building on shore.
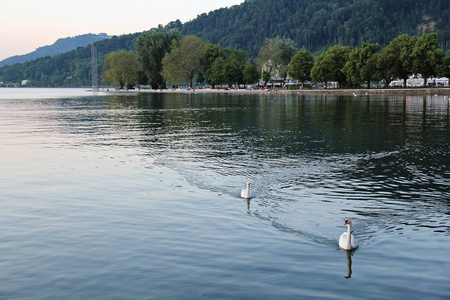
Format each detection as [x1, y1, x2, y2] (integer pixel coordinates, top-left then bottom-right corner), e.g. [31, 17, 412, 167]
[389, 75, 449, 87]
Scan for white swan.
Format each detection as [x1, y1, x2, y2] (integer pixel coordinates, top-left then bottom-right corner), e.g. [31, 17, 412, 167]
[241, 182, 251, 199]
[339, 219, 359, 250]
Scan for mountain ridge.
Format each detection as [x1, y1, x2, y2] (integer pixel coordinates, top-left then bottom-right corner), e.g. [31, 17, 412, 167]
[0, 33, 111, 67]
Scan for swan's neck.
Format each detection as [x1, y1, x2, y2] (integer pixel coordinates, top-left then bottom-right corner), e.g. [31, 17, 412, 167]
[246, 186, 250, 198]
[346, 223, 352, 248]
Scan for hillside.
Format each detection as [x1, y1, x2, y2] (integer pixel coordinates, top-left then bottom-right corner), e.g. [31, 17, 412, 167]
[180, 0, 450, 56]
[0, 33, 140, 87]
[0, 33, 111, 67]
[1, 0, 449, 87]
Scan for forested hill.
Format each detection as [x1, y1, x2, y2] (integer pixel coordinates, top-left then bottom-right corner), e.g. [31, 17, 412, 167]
[180, 0, 450, 56]
[0, 33, 140, 87]
[0, 33, 111, 67]
[1, 0, 449, 87]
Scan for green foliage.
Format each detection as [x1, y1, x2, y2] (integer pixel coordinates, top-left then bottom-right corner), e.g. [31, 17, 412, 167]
[288, 50, 314, 86]
[162, 36, 205, 88]
[412, 33, 445, 86]
[344, 42, 380, 87]
[360, 44, 381, 87]
[0, 33, 140, 87]
[243, 64, 260, 85]
[208, 57, 226, 88]
[377, 34, 417, 87]
[200, 46, 249, 88]
[180, 0, 450, 57]
[222, 48, 248, 88]
[2, 0, 449, 87]
[311, 45, 350, 88]
[262, 71, 271, 87]
[223, 59, 244, 88]
[135, 30, 181, 89]
[256, 37, 297, 82]
[201, 43, 225, 88]
[102, 50, 138, 89]
[376, 45, 397, 87]
[438, 57, 450, 78]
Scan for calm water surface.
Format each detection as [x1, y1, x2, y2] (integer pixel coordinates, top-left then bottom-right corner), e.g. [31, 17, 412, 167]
[0, 88, 449, 299]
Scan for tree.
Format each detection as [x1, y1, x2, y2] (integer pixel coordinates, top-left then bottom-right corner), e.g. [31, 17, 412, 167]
[361, 50, 380, 88]
[344, 42, 380, 88]
[343, 49, 362, 87]
[376, 44, 397, 88]
[288, 50, 314, 88]
[201, 43, 225, 89]
[311, 45, 350, 88]
[102, 50, 138, 89]
[437, 56, 450, 86]
[208, 57, 226, 88]
[135, 30, 181, 89]
[412, 33, 445, 87]
[377, 34, 417, 88]
[205, 47, 248, 89]
[223, 59, 244, 88]
[262, 70, 271, 87]
[222, 48, 248, 88]
[398, 35, 419, 87]
[200, 43, 224, 73]
[256, 37, 297, 84]
[243, 63, 260, 85]
[161, 36, 205, 88]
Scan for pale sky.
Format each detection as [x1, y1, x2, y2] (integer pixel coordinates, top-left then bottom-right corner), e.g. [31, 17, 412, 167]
[0, 0, 244, 61]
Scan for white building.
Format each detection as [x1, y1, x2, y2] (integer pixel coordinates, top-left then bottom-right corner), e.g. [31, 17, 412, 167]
[389, 75, 449, 87]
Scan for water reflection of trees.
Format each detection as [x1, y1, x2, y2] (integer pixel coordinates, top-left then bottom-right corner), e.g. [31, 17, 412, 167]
[100, 92, 450, 233]
[103, 93, 448, 149]
[102, 93, 449, 179]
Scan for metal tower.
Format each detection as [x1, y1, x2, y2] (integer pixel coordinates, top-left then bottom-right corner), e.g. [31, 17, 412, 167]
[91, 43, 98, 91]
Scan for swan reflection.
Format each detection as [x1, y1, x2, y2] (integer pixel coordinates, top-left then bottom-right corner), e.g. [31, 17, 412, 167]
[344, 249, 356, 279]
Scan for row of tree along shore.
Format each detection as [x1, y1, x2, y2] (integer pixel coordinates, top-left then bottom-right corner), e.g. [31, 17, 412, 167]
[102, 30, 450, 90]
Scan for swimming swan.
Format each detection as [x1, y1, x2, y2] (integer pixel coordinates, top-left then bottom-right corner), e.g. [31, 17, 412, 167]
[339, 219, 358, 250]
[241, 182, 251, 199]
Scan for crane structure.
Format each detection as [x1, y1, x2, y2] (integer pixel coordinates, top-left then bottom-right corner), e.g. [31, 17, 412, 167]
[91, 43, 98, 91]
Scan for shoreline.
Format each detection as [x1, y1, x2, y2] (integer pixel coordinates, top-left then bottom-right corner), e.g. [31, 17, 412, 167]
[107, 87, 450, 96]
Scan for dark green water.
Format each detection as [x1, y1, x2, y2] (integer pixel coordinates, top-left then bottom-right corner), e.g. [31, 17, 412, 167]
[0, 89, 449, 299]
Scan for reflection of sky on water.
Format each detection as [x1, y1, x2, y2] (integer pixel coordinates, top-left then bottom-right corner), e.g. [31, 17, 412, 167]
[1, 90, 449, 299]
[2, 92, 448, 245]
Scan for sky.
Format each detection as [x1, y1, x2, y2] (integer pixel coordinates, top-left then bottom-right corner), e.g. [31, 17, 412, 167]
[0, 0, 244, 61]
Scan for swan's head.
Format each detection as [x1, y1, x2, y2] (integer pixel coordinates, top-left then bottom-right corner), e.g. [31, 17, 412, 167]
[247, 182, 251, 187]
[344, 219, 352, 226]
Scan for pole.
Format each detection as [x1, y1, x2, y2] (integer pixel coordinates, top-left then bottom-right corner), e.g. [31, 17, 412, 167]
[91, 43, 98, 91]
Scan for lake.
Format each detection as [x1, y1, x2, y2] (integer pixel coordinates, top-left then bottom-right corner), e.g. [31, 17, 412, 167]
[0, 88, 449, 299]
